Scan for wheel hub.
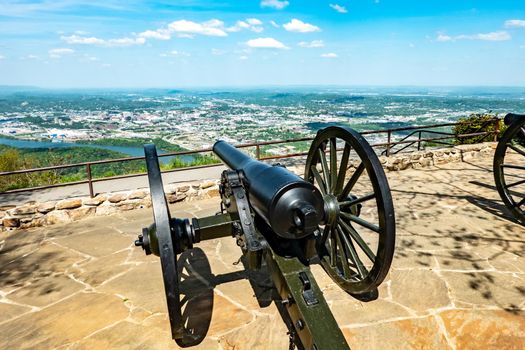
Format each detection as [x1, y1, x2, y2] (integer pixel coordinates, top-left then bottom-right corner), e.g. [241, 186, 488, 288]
[323, 194, 340, 227]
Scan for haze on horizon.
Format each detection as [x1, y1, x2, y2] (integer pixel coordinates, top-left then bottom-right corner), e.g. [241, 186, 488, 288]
[0, 0, 524, 88]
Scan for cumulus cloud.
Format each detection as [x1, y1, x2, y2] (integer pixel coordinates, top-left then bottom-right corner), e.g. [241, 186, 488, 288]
[49, 48, 75, 58]
[321, 52, 338, 58]
[505, 19, 525, 28]
[246, 37, 288, 49]
[329, 4, 348, 13]
[260, 0, 289, 10]
[61, 35, 146, 47]
[138, 29, 171, 40]
[436, 31, 511, 42]
[283, 19, 320, 33]
[436, 34, 452, 42]
[227, 18, 264, 33]
[168, 19, 227, 37]
[62, 18, 267, 48]
[298, 40, 324, 48]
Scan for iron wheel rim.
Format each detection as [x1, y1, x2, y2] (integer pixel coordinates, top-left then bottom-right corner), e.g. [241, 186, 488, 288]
[494, 119, 525, 225]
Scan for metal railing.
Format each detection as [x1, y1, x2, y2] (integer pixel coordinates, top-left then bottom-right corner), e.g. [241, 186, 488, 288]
[0, 118, 500, 197]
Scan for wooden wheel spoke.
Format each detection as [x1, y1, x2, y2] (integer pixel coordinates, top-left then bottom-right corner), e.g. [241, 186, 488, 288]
[318, 148, 331, 192]
[339, 162, 365, 200]
[335, 144, 351, 195]
[329, 138, 338, 194]
[340, 212, 381, 233]
[305, 126, 396, 294]
[311, 165, 327, 195]
[320, 225, 330, 244]
[337, 225, 367, 279]
[507, 143, 525, 157]
[339, 192, 375, 208]
[340, 220, 376, 262]
[335, 227, 353, 278]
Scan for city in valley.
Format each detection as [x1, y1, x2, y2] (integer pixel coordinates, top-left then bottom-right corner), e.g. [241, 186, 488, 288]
[1, 87, 524, 155]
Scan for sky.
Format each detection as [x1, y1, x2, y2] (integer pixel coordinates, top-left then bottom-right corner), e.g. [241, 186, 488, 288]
[0, 0, 524, 88]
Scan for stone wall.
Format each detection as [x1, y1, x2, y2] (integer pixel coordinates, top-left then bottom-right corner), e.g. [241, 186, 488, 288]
[379, 142, 494, 172]
[0, 180, 220, 231]
[0, 142, 495, 231]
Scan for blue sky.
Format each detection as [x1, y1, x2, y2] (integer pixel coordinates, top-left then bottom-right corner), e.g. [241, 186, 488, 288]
[0, 0, 524, 88]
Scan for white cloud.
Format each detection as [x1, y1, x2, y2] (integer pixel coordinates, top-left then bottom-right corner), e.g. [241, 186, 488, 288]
[0, 54, 4, 60]
[61, 35, 145, 47]
[62, 35, 105, 45]
[168, 19, 227, 37]
[138, 29, 171, 40]
[436, 31, 511, 42]
[321, 52, 338, 58]
[49, 48, 75, 58]
[298, 40, 324, 48]
[246, 37, 288, 49]
[436, 34, 452, 42]
[270, 20, 279, 28]
[247, 18, 263, 26]
[283, 19, 320, 33]
[177, 33, 195, 39]
[329, 4, 348, 14]
[260, 0, 289, 10]
[227, 18, 264, 33]
[160, 50, 190, 57]
[239, 55, 248, 60]
[505, 19, 525, 28]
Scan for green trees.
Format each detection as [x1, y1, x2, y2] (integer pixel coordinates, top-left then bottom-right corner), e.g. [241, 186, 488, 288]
[452, 113, 503, 145]
[0, 148, 60, 192]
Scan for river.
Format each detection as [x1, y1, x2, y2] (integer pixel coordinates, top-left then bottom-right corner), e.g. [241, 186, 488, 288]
[0, 137, 193, 163]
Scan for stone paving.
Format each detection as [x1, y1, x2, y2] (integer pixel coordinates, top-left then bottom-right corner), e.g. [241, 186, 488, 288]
[0, 154, 524, 349]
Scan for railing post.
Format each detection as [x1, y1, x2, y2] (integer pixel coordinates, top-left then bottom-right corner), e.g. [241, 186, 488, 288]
[86, 163, 94, 198]
[386, 130, 391, 156]
[493, 118, 500, 142]
[256, 144, 261, 159]
[417, 131, 422, 151]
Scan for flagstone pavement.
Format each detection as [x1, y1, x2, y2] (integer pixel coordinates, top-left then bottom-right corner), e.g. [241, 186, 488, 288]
[0, 155, 524, 350]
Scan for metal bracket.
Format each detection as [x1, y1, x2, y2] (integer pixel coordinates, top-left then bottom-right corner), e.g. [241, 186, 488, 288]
[221, 170, 266, 269]
[299, 272, 319, 306]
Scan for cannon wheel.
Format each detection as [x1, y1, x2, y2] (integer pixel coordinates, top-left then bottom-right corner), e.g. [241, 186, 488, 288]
[144, 144, 188, 343]
[305, 127, 395, 295]
[494, 117, 525, 225]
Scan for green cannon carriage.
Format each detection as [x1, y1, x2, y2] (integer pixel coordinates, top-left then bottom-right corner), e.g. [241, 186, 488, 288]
[134, 126, 396, 349]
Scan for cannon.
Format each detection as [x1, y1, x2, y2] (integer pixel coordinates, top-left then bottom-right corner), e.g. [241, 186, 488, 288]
[494, 113, 525, 224]
[134, 126, 396, 349]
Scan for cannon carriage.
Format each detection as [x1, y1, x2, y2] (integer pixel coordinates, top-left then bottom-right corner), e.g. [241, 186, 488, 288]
[134, 126, 396, 349]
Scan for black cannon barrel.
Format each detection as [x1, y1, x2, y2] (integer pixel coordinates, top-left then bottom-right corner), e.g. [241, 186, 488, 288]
[213, 141, 324, 239]
[504, 113, 525, 126]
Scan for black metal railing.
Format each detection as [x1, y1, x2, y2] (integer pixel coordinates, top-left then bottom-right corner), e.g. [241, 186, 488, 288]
[0, 118, 500, 197]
